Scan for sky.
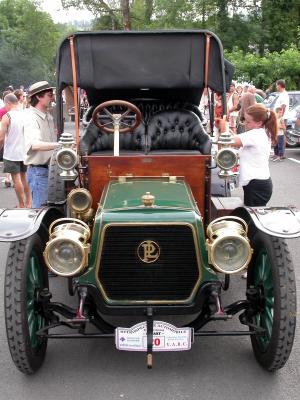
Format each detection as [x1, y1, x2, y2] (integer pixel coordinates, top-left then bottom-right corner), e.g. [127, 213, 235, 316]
[40, 0, 94, 23]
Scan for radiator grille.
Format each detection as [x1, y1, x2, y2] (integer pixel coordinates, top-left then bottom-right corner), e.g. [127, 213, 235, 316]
[97, 224, 200, 302]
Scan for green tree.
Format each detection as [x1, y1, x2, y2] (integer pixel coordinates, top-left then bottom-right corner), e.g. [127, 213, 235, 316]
[0, 0, 60, 88]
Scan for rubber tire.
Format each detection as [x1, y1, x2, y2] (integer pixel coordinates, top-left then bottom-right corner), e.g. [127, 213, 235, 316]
[247, 232, 296, 371]
[4, 234, 49, 374]
[47, 147, 66, 205]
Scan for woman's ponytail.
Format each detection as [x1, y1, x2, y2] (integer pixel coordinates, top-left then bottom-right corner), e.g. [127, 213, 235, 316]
[246, 104, 278, 144]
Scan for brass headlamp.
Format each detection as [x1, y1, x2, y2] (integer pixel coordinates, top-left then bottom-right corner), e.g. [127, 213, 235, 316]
[44, 218, 90, 277]
[215, 127, 238, 179]
[67, 188, 94, 222]
[206, 216, 252, 274]
[56, 132, 78, 181]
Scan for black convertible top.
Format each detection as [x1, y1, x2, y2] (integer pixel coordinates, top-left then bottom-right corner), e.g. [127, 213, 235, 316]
[56, 30, 233, 106]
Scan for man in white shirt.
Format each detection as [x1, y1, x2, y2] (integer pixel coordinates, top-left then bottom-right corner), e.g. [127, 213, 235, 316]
[24, 81, 60, 208]
[274, 80, 289, 119]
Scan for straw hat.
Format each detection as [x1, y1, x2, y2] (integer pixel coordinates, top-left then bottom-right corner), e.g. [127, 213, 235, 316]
[28, 81, 55, 98]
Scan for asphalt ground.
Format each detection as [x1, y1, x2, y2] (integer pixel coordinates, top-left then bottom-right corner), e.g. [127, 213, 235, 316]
[0, 146, 299, 400]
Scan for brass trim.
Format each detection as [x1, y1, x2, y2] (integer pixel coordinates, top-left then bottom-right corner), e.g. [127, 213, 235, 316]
[94, 222, 203, 305]
[137, 240, 160, 263]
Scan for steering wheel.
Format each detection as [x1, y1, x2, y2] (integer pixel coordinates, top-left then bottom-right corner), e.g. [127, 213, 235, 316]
[92, 100, 142, 133]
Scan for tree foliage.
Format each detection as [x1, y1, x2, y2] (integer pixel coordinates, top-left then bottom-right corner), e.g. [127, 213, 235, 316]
[225, 46, 300, 90]
[0, 0, 62, 89]
[1, 0, 299, 89]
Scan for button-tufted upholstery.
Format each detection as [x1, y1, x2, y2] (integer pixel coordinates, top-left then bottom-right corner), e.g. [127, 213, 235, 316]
[79, 105, 211, 155]
[147, 110, 211, 154]
[79, 120, 146, 155]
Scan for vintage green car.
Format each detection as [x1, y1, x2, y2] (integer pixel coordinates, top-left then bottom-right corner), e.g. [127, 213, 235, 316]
[1, 30, 299, 374]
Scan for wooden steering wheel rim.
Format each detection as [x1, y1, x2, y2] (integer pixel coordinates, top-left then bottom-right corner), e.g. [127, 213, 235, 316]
[92, 100, 142, 133]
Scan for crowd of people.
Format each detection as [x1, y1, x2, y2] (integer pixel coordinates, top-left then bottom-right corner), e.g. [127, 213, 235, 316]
[0, 81, 60, 208]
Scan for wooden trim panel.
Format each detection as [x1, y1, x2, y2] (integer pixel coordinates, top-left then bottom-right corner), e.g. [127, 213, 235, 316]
[84, 154, 211, 218]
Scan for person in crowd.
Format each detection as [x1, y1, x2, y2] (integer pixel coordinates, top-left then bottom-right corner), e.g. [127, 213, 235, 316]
[274, 80, 289, 156]
[227, 83, 239, 133]
[249, 85, 264, 103]
[265, 83, 274, 96]
[0, 94, 31, 207]
[199, 87, 211, 133]
[232, 104, 277, 207]
[243, 83, 250, 93]
[236, 91, 256, 134]
[0, 89, 14, 187]
[236, 83, 243, 98]
[14, 89, 26, 109]
[0, 90, 13, 119]
[23, 81, 60, 208]
[274, 79, 289, 118]
[272, 106, 285, 161]
[213, 92, 225, 138]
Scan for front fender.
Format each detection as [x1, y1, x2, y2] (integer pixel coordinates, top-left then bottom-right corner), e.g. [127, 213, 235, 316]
[231, 206, 300, 239]
[0, 207, 64, 242]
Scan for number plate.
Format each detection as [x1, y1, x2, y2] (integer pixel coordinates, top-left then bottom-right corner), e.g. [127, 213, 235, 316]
[115, 321, 193, 352]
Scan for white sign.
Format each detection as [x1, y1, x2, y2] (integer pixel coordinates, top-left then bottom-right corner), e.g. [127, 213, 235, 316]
[115, 321, 193, 352]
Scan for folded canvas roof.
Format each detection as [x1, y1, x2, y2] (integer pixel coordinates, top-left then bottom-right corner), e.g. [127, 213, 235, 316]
[56, 30, 233, 106]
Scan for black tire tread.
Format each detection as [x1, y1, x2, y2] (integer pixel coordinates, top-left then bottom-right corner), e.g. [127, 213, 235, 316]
[47, 147, 66, 204]
[4, 237, 48, 374]
[249, 234, 296, 371]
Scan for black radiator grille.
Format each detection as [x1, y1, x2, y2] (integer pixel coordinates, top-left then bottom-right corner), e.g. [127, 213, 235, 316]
[98, 225, 200, 302]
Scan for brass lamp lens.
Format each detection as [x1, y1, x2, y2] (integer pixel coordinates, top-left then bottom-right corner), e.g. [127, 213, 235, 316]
[47, 239, 84, 276]
[57, 148, 77, 170]
[217, 148, 237, 170]
[213, 236, 250, 273]
[68, 189, 92, 214]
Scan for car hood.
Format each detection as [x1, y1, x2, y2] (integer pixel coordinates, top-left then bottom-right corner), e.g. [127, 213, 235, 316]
[99, 177, 198, 212]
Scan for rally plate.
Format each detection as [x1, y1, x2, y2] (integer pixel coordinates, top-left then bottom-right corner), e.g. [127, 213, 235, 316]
[115, 321, 193, 352]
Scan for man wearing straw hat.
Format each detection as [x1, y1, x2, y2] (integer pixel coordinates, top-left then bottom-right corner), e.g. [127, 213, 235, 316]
[23, 81, 59, 208]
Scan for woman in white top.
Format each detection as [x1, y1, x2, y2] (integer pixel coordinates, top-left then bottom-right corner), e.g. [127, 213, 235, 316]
[232, 104, 277, 206]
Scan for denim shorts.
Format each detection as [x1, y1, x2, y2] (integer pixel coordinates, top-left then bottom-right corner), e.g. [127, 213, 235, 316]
[26, 166, 49, 208]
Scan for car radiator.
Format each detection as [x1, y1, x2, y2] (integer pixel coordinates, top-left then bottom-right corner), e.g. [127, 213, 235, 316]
[97, 224, 200, 303]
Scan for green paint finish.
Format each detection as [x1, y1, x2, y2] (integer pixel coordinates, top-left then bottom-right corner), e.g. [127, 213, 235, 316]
[79, 209, 216, 287]
[101, 179, 196, 210]
[26, 252, 44, 348]
[253, 249, 274, 351]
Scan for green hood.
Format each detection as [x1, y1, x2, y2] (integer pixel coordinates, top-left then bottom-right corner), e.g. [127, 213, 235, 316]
[99, 178, 197, 211]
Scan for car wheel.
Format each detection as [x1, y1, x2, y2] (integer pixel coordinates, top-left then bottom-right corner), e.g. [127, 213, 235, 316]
[4, 234, 49, 374]
[247, 232, 296, 371]
[47, 147, 66, 205]
[285, 130, 298, 148]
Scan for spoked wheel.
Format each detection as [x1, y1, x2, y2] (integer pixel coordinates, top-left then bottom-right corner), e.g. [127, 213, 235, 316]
[4, 234, 49, 374]
[247, 232, 296, 371]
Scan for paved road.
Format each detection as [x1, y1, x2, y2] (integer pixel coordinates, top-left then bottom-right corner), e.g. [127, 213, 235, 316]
[0, 147, 300, 400]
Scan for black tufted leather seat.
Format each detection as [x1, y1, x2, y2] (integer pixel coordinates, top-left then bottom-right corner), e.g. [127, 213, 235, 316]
[147, 110, 211, 154]
[79, 120, 146, 155]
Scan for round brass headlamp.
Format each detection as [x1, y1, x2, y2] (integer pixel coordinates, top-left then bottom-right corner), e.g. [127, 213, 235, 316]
[206, 216, 252, 274]
[56, 148, 78, 171]
[67, 188, 93, 215]
[216, 147, 238, 171]
[44, 218, 90, 277]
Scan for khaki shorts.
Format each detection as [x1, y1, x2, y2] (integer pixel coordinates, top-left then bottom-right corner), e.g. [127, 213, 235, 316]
[3, 159, 27, 174]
